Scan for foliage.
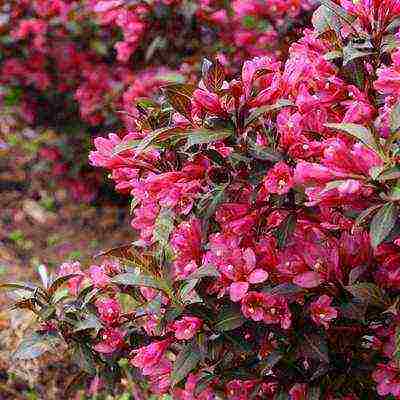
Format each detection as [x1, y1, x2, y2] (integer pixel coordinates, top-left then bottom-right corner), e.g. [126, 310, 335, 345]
[4, 0, 400, 399]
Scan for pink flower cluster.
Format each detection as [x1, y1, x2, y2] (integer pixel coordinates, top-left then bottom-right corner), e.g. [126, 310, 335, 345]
[10, 0, 400, 398]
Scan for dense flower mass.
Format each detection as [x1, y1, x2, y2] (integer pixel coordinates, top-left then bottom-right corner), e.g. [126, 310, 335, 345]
[4, 0, 400, 399]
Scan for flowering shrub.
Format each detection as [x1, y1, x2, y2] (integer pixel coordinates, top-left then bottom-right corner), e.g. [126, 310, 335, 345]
[3, 0, 400, 399]
[1, 0, 314, 202]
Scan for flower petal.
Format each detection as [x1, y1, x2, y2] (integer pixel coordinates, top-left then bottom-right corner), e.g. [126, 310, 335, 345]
[248, 269, 269, 284]
[229, 281, 249, 302]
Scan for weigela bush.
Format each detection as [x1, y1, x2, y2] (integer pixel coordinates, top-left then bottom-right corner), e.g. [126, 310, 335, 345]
[0, 0, 314, 202]
[3, 0, 400, 398]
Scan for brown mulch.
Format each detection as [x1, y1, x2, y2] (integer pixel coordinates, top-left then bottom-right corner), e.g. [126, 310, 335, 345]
[0, 123, 133, 399]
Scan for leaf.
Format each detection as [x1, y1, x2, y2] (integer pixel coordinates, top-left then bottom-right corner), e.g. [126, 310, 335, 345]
[186, 128, 233, 148]
[111, 273, 164, 291]
[38, 264, 50, 289]
[215, 304, 245, 332]
[162, 84, 196, 122]
[153, 208, 175, 247]
[72, 344, 96, 374]
[390, 103, 400, 133]
[395, 325, 400, 367]
[320, 0, 356, 27]
[245, 99, 294, 127]
[340, 299, 367, 321]
[184, 264, 220, 281]
[13, 333, 59, 360]
[9, 298, 38, 312]
[325, 123, 378, 152]
[248, 142, 283, 162]
[370, 202, 397, 248]
[48, 274, 81, 296]
[343, 42, 374, 66]
[348, 265, 368, 285]
[260, 351, 283, 374]
[275, 214, 296, 249]
[307, 387, 321, 400]
[353, 204, 382, 228]
[302, 333, 329, 364]
[171, 341, 201, 386]
[204, 59, 225, 92]
[112, 139, 141, 155]
[378, 166, 400, 182]
[312, 5, 337, 33]
[345, 283, 386, 306]
[73, 314, 102, 334]
[0, 282, 36, 292]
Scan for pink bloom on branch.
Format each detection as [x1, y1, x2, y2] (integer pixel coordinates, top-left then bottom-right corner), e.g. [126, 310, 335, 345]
[131, 339, 172, 374]
[94, 327, 125, 354]
[171, 316, 203, 340]
[241, 291, 291, 329]
[95, 297, 121, 325]
[293, 271, 324, 289]
[310, 295, 338, 329]
[57, 261, 85, 296]
[372, 361, 400, 397]
[264, 161, 294, 195]
[88, 264, 110, 288]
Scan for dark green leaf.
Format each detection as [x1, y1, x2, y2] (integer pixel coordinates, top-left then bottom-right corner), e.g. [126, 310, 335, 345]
[395, 325, 400, 366]
[112, 139, 142, 155]
[353, 204, 382, 228]
[186, 128, 233, 148]
[302, 333, 329, 364]
[275, 214, 296, 249]
[171, 341, 201, 386]
[390, 103, 400, 133]
[0, 282, 36, 292]
[378, 166, 400, 182]
[370, 202, 397, 248]
[248, 142, 283, 162]
[215, 304, 245, 332]
[72, 344, 96, 374]
[307, 387, 321, 400]
[245, 99, 294, 127]
[184, 264, 219, 281]
[48, 274, 81, 296]
[111, 273, 163, 290]
[325, 123, 378, 152]
[340, 299, 367, 321]
[345, 282, 386, 306]
[73, 314, 102, 334]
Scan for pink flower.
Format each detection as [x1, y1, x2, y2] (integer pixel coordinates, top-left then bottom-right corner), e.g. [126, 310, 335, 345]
[88, 264, 110, 288]
[310, 295, 338, 329]
[264, 161, 294, 195]
[57, 261, 84, 296]
[241, 291, 269, 322]
[95, 297, 121, 325]
[94, 327, 125, 354]
[372, 361, 400, 397]
[193, 89, 227, 117]
[171, 316, 203, 340]
[221, 248, 269, 302]
[293, 271, 324, 289]
[131, 339, 172, 374]
[241, 291, 291, 329]
[289, 383, 308, 400]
